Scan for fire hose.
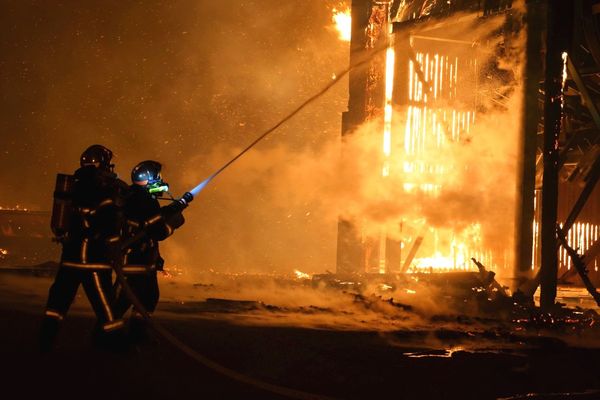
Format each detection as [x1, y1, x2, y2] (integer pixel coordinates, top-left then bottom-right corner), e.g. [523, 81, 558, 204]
[112, 36, 419, 399]
[114, 202, 339, 400]
[112, 219, 334, 400]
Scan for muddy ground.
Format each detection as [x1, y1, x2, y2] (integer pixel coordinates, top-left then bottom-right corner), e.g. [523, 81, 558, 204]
[1, 270, 600, 400]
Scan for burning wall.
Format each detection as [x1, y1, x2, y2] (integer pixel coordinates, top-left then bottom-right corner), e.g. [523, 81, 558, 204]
[532, 183, 600, 283]
[1, 0, 539, 276]
[336, 1, 523, 275]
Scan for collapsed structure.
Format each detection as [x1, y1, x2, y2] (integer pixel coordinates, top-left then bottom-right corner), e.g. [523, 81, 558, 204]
[335, 0, 600, 309]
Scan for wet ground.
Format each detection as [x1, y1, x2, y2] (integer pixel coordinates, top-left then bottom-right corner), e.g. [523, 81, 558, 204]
[1, 270, 600, 400]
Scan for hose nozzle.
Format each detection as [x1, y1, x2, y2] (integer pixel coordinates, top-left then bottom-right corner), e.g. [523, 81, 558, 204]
[178, 192, 194, 208]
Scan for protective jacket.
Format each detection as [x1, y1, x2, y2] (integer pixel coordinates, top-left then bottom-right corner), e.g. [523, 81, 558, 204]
[42, 165, 129, 343]
[112, 186, 184, 323]
[121, 185, 184, 273]
[60, 166, 128, 270]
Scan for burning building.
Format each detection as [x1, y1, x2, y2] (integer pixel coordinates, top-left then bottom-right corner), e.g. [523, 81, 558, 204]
[335, 0, 600, 307]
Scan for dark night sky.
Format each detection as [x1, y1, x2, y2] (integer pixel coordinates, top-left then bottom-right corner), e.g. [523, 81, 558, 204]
[0, 0, 349, 272]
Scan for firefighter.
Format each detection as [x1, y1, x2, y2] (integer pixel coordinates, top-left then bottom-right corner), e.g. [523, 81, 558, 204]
[112, 160, 185, 342]
[40, 144, 128, 351]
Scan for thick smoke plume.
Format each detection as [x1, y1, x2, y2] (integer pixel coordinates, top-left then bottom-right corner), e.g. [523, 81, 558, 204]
[2, 1, 524, 275]
[175, 9, 525, 274]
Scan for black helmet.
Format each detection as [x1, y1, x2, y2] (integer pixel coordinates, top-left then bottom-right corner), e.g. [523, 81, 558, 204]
[131, 160, 169, 195]
[80, 144, 114, 171]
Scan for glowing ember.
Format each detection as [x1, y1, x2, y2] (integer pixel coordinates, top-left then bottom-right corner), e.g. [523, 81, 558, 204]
[561, 52, 568, 111]
[405, 346, 465, 358]
[561, 52, 568, 89]
[332, 7, 351, 42]
[0, 205, 29, 211]
[0, 248, 8, 256]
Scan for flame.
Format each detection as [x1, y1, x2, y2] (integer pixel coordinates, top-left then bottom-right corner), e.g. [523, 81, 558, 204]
[393, 48, 490, 273]
[332, 7, 351, 42]
[378, 11, 395, 272]
[556, 221, 600, 271]
[382, 45, 395, 169]
[561, 52, 568, 88]
[402, 52, 472, 196]
[294, 269, 310, 280]
[409, 226, 489, 273]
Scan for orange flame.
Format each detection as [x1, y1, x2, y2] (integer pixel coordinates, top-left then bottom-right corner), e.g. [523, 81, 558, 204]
[294, 269, 310, 279]
[332, 7, 351, 42]
[397, 50, 490, 272]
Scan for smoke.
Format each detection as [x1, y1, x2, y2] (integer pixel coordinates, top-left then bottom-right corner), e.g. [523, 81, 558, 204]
[155, 270, 460, 331]
[169, 9, 525, 273]
[0, 1, 347, 271]
[2, 1, 525, 275]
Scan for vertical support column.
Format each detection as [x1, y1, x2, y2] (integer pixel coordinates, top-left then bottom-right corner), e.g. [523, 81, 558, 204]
[336, 0, 372, 274]
[540, 0, 573, 310]
[514, 1, 545, 285]
[388, 28, 411, 274]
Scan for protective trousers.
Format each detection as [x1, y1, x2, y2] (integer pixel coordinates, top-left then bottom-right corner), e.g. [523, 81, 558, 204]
[112, 271, 159, 342]
[40, 267, 124, 350]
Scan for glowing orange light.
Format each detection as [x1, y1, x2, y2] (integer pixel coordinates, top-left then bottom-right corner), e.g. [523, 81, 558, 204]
[294, 269, 310, 279]
[332, 8, 351, 42]
[382, 46, 395, 161]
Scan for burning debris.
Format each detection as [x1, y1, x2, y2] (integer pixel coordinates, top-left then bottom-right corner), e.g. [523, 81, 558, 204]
[293, 269, 311, 280]
[148, 264, 600, 354]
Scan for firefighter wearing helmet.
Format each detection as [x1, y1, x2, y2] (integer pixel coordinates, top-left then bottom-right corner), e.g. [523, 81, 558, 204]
[112, 160, 185, 342]
[41, 144, 129, 351]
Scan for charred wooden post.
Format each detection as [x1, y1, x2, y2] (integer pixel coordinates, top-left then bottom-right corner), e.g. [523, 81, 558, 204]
[337, 0, 392, 274]
[337, 0, 375, 274]
[539, 0, 573, 310]
[514, 0, 545, 285]
[400, 236, 423, 273]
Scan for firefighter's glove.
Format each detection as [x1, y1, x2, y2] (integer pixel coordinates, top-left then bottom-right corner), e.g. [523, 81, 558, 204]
[169, 211, 185, 230]
[161, 202, 186, 230]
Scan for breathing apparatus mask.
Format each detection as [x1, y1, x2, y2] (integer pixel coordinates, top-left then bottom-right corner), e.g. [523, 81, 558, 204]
[131, 160, 170, 196]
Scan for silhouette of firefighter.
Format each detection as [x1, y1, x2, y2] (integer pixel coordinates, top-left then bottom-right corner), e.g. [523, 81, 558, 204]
[112, 160, 185, 341]
[41, 144, 129, 351]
